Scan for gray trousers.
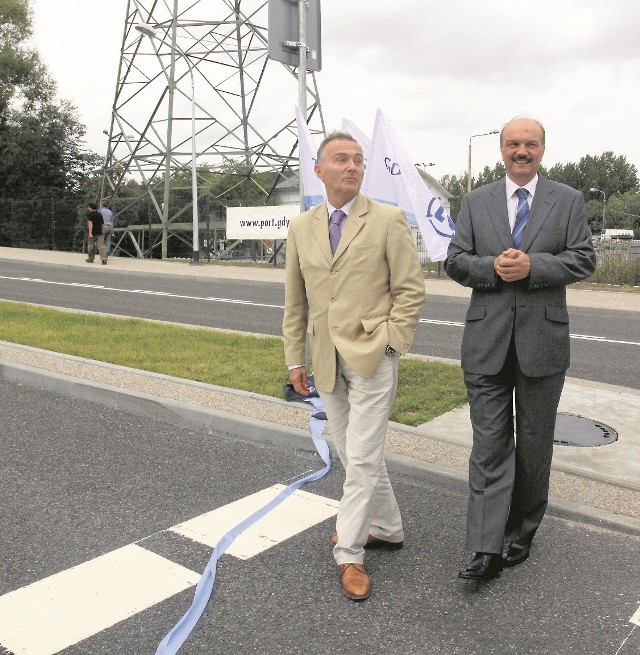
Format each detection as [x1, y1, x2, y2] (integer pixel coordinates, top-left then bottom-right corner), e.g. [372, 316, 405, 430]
[87, 234, 106, 263]
[463, 344, 565, 554]
[102, 224, 113, 254]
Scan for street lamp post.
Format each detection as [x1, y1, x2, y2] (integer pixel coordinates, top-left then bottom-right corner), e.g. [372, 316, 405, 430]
[589, 187, 606, 234]
[467, 130, 499, 193]
[135, 22, 200, 264]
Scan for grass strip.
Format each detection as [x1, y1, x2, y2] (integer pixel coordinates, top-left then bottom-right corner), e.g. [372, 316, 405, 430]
[0, 301, 467, 426]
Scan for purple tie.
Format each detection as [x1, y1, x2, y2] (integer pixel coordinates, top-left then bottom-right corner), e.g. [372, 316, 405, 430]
[329, 209, 346, 255]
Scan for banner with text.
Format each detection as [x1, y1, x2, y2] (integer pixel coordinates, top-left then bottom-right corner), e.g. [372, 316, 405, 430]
[226, 205, 299, 239]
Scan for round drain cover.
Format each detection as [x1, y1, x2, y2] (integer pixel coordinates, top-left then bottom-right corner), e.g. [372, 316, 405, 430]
[553, 413, 618, 447]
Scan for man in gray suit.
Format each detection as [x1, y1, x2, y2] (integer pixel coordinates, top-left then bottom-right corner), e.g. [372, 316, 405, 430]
[445, 116, 596, 580]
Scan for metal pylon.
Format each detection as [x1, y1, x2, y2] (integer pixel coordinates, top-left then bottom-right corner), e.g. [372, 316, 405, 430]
[101, 0, 324, 259]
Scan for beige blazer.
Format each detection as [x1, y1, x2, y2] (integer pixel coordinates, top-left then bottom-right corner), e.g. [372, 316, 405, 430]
[283, 194, 426, 393]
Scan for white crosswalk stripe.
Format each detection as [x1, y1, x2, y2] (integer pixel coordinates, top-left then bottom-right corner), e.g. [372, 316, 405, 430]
[0, 545, 200, 655]
[172, 484, 339, 559]
[0, 486, 339, 655]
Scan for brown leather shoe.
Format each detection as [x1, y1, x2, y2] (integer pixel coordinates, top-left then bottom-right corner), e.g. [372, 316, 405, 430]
[338, 563, 371, 600]
[331, 534, 403, 550]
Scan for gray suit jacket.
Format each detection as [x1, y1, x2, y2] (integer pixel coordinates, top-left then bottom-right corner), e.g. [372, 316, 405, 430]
[445, 176, 596, 377]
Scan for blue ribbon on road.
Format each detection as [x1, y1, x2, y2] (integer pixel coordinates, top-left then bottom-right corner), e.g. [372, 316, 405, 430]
[156, 395, 330, 655]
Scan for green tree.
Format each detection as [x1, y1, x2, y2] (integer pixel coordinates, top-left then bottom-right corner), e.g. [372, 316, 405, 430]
[0, 0, 52, 118]
[546, 152, 638, 198]
[0, 0, 107, 251]
[0, 0, 100, 202]
[441, 163, 508, 219]
[594, 191, 640, 236]
[579, 152, 638, 197]
[545, 161, 581, 190]
[439, 173, 466, 219]
[475, 162, 507, 187]
[547, 153, 640, 235]
[0, 100, 100, 198]
[442, 153, 639, 235]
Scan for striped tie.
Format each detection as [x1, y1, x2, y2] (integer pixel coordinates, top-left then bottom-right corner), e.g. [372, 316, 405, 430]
[512, 188, 530, 249]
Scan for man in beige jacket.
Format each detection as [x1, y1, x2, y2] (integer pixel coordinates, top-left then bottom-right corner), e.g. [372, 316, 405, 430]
[283, 131, 426, 600]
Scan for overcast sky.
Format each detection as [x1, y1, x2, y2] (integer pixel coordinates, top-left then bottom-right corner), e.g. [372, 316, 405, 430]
[32, 0, 640, 180]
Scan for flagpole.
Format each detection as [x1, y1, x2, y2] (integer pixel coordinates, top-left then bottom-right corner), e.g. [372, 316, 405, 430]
[298, 0, 307, 213]
[296, 2, 312, 371]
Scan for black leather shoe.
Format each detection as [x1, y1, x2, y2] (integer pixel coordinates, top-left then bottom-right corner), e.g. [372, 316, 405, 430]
[458, 553, 503, 580]
[330, 534, 404, 550]
[502, 542, 530, 567]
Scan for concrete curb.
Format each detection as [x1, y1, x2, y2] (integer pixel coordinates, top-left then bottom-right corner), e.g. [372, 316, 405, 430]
[2, 359, 639, 537]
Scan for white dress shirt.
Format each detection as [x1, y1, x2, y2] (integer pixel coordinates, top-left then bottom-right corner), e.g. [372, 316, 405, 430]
[326, 196, 357, 233]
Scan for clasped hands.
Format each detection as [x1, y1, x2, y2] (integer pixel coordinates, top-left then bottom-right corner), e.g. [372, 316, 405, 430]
[494, 248, 530, 282]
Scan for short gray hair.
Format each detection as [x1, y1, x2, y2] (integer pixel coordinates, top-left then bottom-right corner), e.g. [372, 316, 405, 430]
[316, 131, 359, 163]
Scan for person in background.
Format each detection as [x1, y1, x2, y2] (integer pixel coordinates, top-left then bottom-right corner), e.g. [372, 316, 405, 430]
[99, 201, 115, 256]
[86, 202, 107, 265]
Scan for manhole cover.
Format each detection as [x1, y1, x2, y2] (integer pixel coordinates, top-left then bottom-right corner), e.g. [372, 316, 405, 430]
[553, 413, 618, 447]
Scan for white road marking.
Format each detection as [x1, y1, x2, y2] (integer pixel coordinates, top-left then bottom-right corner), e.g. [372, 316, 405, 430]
[0, 544, 200, 655]
[3, 275, 638, 346]
[0, 275, 284, 309]
[419, 318, 465, 327]
[418, 318, 640, 346]
[570, 333, 640, 346]
[171, 484, 339, 559]
[0, 487, 338, 654]
[631, 605, 640, 626]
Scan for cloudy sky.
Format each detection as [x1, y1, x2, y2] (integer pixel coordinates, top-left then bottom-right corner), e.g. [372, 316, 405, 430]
[32, 0, 639, 180]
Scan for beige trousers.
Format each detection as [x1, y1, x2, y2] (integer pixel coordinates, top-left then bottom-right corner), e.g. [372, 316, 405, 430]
[320, 352, 403, 565]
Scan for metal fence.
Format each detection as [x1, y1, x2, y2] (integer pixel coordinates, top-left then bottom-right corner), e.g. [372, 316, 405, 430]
[1, 198, 637, 285]
[591, 240, 640, 286]
[0, 197, 84, 252]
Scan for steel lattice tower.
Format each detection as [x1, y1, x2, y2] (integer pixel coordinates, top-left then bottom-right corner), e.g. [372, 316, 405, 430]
[101, 0, 324, 259]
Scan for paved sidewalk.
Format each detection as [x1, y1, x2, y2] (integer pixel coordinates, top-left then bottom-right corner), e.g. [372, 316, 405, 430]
[1, 247, 639, 534]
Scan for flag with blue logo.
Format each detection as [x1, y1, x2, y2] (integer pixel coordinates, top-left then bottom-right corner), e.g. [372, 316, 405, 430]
[361, 109, 454, 262]
[294, 106, 326, 210]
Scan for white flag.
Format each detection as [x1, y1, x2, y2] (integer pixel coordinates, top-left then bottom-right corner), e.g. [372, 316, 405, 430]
[362, 109, 454, 261]
[295, 106, 326, 210]
[341, 117, 371, 168]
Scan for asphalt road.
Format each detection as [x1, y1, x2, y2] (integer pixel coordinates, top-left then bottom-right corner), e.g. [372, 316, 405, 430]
[1, 259, 639, 389]
[1, 378, 639, 655]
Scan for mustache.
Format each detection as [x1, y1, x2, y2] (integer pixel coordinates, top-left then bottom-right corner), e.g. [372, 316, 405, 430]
[512, 155, 533, 163]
